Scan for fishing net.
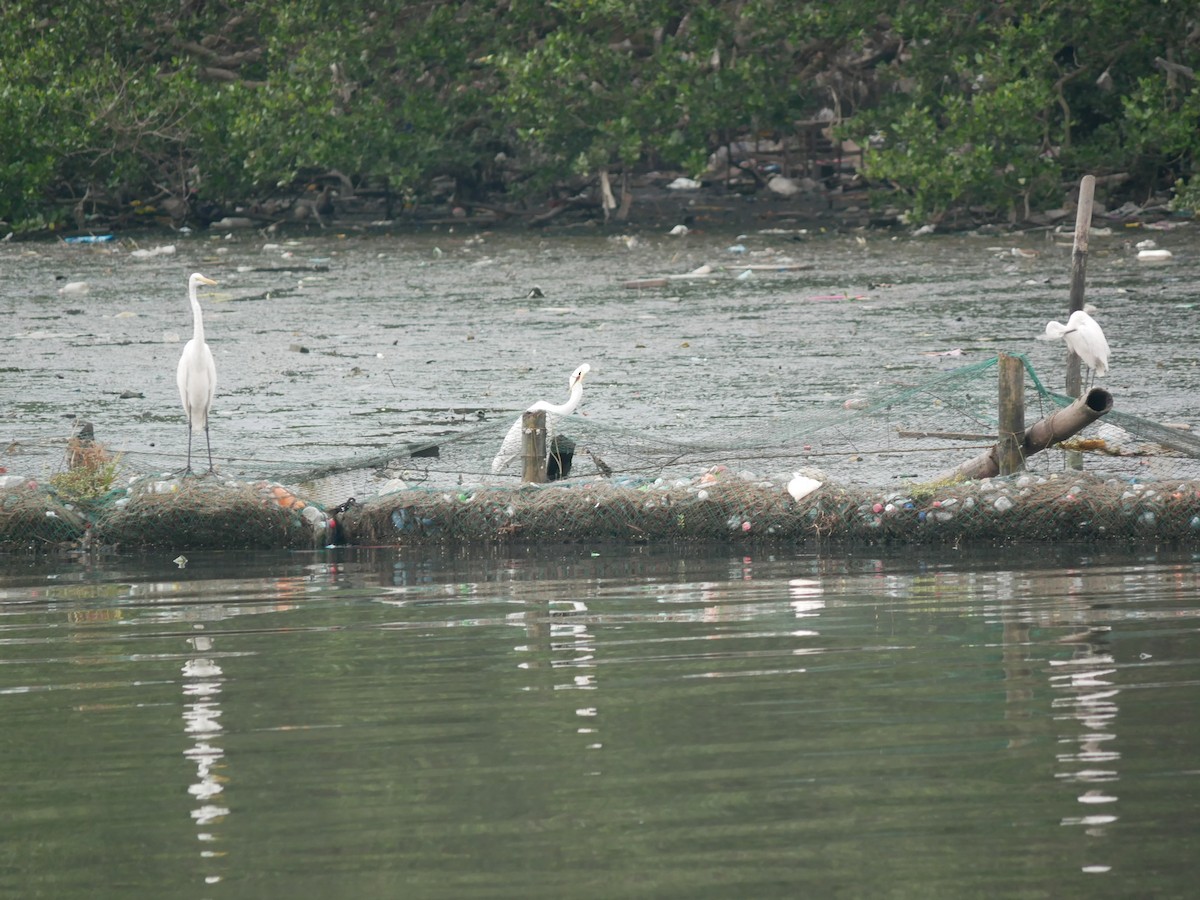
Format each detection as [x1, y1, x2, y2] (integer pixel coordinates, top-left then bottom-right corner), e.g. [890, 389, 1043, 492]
[3, 355, 1199, 549]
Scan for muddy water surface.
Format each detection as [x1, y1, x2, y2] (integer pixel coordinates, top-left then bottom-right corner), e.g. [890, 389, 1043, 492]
[3, 224, 1197, 476]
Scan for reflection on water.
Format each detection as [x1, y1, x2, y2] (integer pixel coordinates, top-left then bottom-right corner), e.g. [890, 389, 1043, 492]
[0, 546, 1197, 898]
[1053, 639, 1121, 874]
[182, 633, 228, 886]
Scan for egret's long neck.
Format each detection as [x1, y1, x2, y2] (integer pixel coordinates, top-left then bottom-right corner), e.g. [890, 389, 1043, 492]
[546, 380, 584, 416]
[189, 284, 206, 343]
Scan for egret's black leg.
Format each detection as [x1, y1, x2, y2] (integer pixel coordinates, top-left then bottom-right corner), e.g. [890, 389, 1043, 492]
[205, 424, 214, 474]
[185, 416, 194, 475]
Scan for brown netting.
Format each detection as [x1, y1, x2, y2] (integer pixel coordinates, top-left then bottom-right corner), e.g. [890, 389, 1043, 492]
[339, 473, 1200, 546]
[0, 480, 88, 548]
[88, 477, 331, 550]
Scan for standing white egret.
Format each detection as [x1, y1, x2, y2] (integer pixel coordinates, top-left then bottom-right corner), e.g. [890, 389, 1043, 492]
[491, 363, 590, 475]
[177, 273, 219, 473]
[1040, 309, 1110, 387]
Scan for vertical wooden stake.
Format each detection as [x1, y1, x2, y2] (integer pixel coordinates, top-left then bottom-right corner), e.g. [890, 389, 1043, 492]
[1066, 174, 1096, 399]
[520, 410, 547, 484]
[997, 353, 1026, 476]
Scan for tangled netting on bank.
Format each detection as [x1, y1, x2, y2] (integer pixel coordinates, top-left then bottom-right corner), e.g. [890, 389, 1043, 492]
[0, 476, 330, 551]
[3, 355, 1200, 550]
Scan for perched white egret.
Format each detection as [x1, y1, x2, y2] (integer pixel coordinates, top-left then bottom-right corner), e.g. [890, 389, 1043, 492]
[1040, 309, 1110, 386]
[491, 363, 590, 475]
[177, 273, 219, 474]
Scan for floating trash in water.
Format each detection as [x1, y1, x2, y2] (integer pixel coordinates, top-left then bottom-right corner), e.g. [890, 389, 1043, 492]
[63, 235, 114, 243]
[130, 244, 176, 259]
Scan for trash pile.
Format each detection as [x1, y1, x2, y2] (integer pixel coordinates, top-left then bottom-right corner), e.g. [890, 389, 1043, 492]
[0, 474, 331, 551]
[339, 469, 1200, 546]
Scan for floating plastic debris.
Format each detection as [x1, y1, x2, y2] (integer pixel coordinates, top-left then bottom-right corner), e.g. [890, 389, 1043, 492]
[130, 244, 177, 259]
[787, 474, 823, 501]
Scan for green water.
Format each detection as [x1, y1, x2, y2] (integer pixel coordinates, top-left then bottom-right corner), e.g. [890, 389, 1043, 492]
[1, 546, 1197, 898]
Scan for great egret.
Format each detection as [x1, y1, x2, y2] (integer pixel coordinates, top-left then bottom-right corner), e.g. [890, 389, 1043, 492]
[177, 273, 219, 474]
[491, 363, 590, 475]
[1040, 309, 1110, 386]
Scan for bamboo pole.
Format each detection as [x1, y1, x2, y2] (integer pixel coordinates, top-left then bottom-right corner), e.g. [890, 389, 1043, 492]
[1066, 174, 1096, 399]
[996, 353, 1026, 475]
[935, 387, 1112, 483]
[1023, 387, 1112, 452]
[520, 410, 547, 484]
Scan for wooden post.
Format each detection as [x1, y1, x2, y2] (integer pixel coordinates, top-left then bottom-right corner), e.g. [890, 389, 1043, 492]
[1066, 174, 1096, 399]
[520, 410, 547, 484]
[997, 353, 1026, 476]
[1065, 174, 1095, 471]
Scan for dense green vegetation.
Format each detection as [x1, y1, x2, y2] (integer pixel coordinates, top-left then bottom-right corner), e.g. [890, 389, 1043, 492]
[1, 0, 1196, 232]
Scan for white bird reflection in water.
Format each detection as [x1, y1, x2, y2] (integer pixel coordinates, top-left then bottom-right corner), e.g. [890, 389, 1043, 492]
[549, 599, 604, 764]
[182, 631, 230, 882]
[509, 574, 830, 768]
[789, 578, 825, 618]
[1050, 643, 1120, 874]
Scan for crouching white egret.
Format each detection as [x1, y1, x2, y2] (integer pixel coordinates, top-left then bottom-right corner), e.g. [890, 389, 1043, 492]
[1040, 309, 1110, 387]
[491, 363, 590, 475]
[177, 273, 219, 474]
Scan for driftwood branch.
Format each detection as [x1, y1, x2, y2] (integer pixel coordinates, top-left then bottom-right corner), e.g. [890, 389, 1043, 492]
[177, 40, 263, 69]
[1154, 56, 1196, 82]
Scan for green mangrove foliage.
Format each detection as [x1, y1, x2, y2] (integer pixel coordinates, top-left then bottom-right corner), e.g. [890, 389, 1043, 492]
[0, 0, 1196, 231]
[842, 0, 1200, 221]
